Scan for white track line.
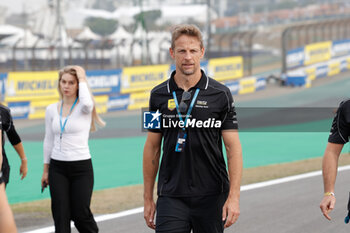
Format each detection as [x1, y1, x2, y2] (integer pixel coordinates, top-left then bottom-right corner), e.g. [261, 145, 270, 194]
[241, 165, 350, 191]
[22, 165, 350, 233]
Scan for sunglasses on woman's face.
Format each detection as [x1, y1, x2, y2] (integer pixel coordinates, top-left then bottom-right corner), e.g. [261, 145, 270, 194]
[179, 91, 192, 113]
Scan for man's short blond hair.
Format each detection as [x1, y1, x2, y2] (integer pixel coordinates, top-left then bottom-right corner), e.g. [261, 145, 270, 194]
[170, 24, 204, 50]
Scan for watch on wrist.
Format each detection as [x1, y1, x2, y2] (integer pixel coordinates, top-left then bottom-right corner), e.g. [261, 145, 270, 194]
[324, 192, 335, 197]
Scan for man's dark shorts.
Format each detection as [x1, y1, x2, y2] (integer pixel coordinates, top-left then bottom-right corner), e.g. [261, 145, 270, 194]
[156, 193, 228, 233]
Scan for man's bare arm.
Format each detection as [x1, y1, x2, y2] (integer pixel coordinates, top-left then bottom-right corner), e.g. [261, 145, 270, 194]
[143, 132, 162, 229]
[320, 142, 343, 220]
[222, 130, 242, 228]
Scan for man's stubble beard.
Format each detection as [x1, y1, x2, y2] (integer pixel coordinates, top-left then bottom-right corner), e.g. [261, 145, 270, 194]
[179, 65, 197, 76]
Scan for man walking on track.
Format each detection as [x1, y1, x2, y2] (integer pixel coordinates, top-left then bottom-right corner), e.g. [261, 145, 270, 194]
[320, 99, 350, 220]
[143, 24, 243, 233]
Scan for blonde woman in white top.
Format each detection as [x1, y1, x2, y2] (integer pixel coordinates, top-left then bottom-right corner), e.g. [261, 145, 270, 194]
[41, 65, 105, 233]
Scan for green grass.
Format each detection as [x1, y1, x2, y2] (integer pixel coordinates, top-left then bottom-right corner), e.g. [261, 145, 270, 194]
[7, 125, 349, 204]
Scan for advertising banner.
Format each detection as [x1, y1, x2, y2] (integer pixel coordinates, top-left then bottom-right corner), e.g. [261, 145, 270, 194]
[208, 56, 243, 82]
[348, 57, 350, 69]
[86, 69, 121, 96]
[332, 39, 350, 57]
[224, 80, 240, 95]
[5, 71, 59, 102]
[7, 101, 30, 119]
[107, 94, 130, 112]
[0, 73, 7, 101]
[304, 41, 332, 66]
[239, 78, 256, 95]
[315, 65, 328, 79]
[255, 77, 266, 91]
[286, 47, 305, 69]
[340, 60, 348, 72]
[94, 95, 109, 114]
[328, 61, 340, 76]
[28, 98, 58, 119]
[127, 92, 150, 110]
[121, 65, 169, 93]
[287, 40, 350, 71]
[305, 67, 316, 81]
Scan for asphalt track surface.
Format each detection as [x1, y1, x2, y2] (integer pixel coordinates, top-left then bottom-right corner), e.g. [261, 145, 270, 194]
[95, 169, 350, 233]
[22, 168, 350, 233]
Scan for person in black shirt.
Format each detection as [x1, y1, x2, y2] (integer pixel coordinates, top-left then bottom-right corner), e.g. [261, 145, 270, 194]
[143, 24, 243, 233]
[0, 115, 17, 233]
[320, 99, 350, 220]
[0, 104, 27, 186]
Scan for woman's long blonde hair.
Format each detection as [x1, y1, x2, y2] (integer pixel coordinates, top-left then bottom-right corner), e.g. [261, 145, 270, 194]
[58, 65, 106, 132]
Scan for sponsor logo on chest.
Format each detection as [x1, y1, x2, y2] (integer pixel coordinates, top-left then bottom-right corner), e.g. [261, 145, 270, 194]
[195, 100, 208, 108]
[168, 99, 176, 111]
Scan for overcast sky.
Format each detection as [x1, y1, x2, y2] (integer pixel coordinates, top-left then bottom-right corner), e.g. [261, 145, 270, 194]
[0, 0, 87, 28]
[0, 0, 47, 14]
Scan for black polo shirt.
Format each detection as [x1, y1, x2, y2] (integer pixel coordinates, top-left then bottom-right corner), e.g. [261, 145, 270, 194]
[328, 99, 350, 144]
[149, 70, 238, 197]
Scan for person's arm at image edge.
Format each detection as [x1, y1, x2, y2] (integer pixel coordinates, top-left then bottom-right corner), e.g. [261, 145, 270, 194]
[13, 142, 27, 180]
[6, 117, 28, 180]
[320, 142, 343, 220]
[41, 106, 54, 188]
[222, 130, 243, 228]
[143, 132, 162, 229]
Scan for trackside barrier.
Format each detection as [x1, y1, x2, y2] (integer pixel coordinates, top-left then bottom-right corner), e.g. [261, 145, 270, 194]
[1, 56, 267, 119]
[285, 39, 350, 87]
[285, 55, 350, 87]
[286, 39, 350, 70]
[225, 76, 266, 95]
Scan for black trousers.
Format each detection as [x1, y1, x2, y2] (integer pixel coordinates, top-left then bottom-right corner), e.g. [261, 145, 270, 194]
[156, 193, 228, 233]
[49, 159, 98, 233]
[1, 156, 10, 185]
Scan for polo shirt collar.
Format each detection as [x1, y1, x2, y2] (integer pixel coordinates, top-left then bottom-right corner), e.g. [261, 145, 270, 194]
[167, 69, 209, 93]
